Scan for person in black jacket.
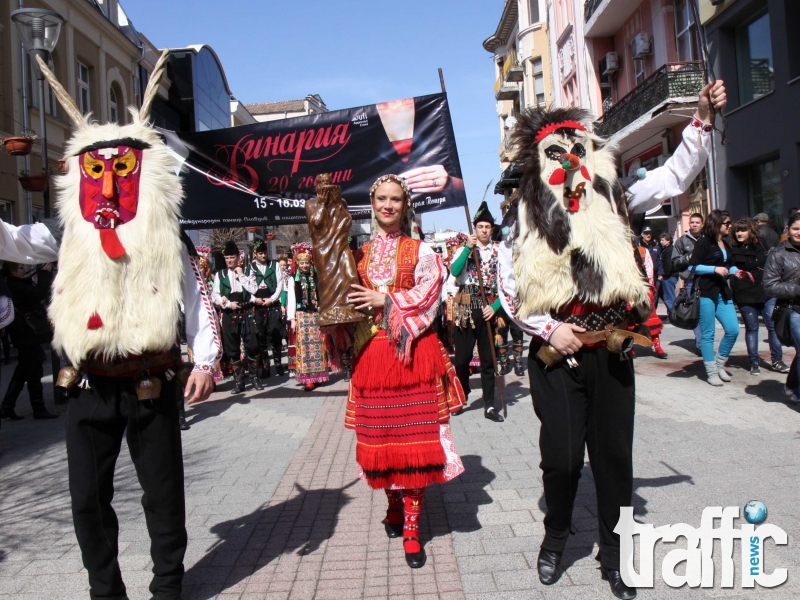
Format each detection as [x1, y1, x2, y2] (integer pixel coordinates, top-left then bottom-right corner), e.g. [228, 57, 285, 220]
[763, 212, 800, 404]
[730, 218, 788, 376]
[689, 210, 741, 386]
[659, 233, 678, 312]
[0, 262, 57, 420]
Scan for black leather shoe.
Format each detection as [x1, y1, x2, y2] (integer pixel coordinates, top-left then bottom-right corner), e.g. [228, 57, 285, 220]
[275, 364, 285, 377]
[232, 379, 245, 394]
[537, 549, 563, 585]
[484, 408, 505, 423]
[179, 415, 190, 431]
[382, 519, 403, 538]
[404, 539, 426, 568]
[1, 407, 23, 420]
[601, 566, 637, 599]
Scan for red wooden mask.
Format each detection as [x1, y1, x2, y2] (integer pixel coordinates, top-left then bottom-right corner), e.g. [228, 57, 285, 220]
[79, 145, 143, 258]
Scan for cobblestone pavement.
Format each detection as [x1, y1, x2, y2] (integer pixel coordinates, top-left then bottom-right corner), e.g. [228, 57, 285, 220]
[1, 317, 799, 599]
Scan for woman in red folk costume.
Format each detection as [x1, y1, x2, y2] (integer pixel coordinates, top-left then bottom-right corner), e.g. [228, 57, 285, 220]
[346, 174, 465, 569]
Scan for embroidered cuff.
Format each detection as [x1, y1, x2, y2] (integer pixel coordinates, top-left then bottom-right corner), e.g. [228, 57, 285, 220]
[192, 362, 215, 375]
[538, 319, 562, 342]
[691, 117, 713, 134]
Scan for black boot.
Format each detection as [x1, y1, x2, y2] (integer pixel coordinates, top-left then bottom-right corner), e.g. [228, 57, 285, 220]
[498, 343, 511, 375]
[249, 360, 263, 391]
[231, 363, 246, 394]
[601, 566, 637, 599]
[178, 411, 190, 431]
[536, 549, 563, 585]
[31, 399, 58, 420]
[513, 342, 525, 376]
[260, 355, 270, 379]
[2, 378, 25, 419]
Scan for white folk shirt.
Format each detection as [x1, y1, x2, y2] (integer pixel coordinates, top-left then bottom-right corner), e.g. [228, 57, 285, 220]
[499, 119, 713, 340]
[211, 269, 258, 309]
[0, 220, 221, 373]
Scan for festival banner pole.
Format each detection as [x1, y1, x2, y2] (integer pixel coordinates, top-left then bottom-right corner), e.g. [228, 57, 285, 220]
[439, 67, 505, 417]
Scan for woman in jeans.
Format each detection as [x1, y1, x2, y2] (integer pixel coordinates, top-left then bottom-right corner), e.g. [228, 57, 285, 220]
[763, 213, 800, 404]
[689, 210, 741, 385]
[730, 217, 787, 376]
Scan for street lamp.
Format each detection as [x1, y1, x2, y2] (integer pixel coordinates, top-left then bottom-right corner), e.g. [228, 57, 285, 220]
[12, 8, 64, 220]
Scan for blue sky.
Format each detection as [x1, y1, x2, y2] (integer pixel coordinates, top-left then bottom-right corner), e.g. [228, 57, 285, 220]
[124, 0, 505, 232]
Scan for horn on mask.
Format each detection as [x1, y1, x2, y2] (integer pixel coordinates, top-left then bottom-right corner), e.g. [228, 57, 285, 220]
[34, 54, 85, 128]
[139, 48, 170, 122]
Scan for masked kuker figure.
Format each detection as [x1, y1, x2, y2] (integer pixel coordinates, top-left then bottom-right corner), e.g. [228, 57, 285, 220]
[0, 51, 220, 599]
[497, 83, 726, 599]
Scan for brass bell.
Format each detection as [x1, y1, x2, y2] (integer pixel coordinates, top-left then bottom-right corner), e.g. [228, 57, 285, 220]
[134, 375, 162, 401]
[56, 366, 80, 390]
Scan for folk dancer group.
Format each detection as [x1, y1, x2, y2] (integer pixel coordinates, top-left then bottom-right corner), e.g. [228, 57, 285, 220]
[0, 44, 727, 599]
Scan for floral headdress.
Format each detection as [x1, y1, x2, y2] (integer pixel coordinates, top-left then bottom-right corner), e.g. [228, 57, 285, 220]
[290, 242, 313, 275]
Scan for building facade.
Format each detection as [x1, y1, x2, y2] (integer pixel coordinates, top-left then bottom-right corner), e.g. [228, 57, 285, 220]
[483, 0, 553, 203]
[0, 0, 162, 225]
[245, 95, 328, 123]
[701, 0, 798, 233]
[579, 0, 708, 236]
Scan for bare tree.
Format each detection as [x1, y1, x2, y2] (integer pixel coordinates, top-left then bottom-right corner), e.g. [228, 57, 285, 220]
[200, 227, 248, 251]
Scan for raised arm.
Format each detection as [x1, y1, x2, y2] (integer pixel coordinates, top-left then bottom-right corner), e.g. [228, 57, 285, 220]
[0, 220, 59, 264]
[628, 81, 727, 214]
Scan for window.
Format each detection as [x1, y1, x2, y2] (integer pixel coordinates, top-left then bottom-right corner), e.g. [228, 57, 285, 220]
[28, 56, 57, 117]
[634, 57, 646, 85]
[674, 0, 700, 62]
[78, 62, 91, 115]
[109, 86, 118, 123]
[562, 77, 577, 107]
[532, 57, 545, 106]
[736, 10, 774, 104]
[748, 158, 783, 231]
[529, 0, 540, 25]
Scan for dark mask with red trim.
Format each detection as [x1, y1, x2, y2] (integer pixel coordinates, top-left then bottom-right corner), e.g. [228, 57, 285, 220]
[78, 143, 143, 259]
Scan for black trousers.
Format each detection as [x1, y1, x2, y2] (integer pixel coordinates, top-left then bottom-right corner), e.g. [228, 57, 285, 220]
[220, 309, 259, 364]
[67, 375, 186, 599]
[253, 305, 283, 364]
[2, 344, 44, 408]
[454, 308, 499, 411]
[527, 343, 635, 570]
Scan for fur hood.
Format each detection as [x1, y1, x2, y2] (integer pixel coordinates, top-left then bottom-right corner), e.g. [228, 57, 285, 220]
[48, 113, 184, 364]
[508, 107, 649, 317]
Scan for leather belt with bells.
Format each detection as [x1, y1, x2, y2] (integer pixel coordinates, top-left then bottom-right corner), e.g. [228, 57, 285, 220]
[536, 320, 653, 368]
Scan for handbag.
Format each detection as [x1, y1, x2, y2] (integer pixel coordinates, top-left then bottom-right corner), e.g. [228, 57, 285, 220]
[668, 266, 701, 330]
[772, 302, 794, 347]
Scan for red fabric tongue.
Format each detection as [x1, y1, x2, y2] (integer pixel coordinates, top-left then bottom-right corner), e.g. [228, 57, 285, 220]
[99, 229, 126, 259]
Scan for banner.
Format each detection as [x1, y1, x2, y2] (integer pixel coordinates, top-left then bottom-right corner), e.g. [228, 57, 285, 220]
[165, 93, 467, 229]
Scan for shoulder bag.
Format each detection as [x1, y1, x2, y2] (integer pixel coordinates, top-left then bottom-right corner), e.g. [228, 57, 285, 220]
[668, 266, 701, 330]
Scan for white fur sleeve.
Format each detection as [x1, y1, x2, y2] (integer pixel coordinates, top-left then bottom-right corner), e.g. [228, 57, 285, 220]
[497, 237, 561, 341]
[0, 221, 59, 264]
[0, 296, 14, 330]
[627, 119, 712, 214]
[183, 249, 222, 373]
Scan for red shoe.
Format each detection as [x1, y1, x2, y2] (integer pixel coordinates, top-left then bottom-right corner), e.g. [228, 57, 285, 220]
[304, 383, 315, 391]
[653, 337, 668, 359]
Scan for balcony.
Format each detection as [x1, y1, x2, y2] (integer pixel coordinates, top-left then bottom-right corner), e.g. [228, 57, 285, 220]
[495, 75, 520, 101]
[503, 51, 524, 82]
[594, 62, 705, 142]
[584, 0, 643, 38]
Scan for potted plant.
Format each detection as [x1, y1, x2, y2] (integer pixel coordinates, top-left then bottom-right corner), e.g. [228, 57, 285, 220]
[266, 233, 276, 240]
[2, 131, 37, 156]
[18, 170, 49, 192]
[247, 226, 258, 234]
